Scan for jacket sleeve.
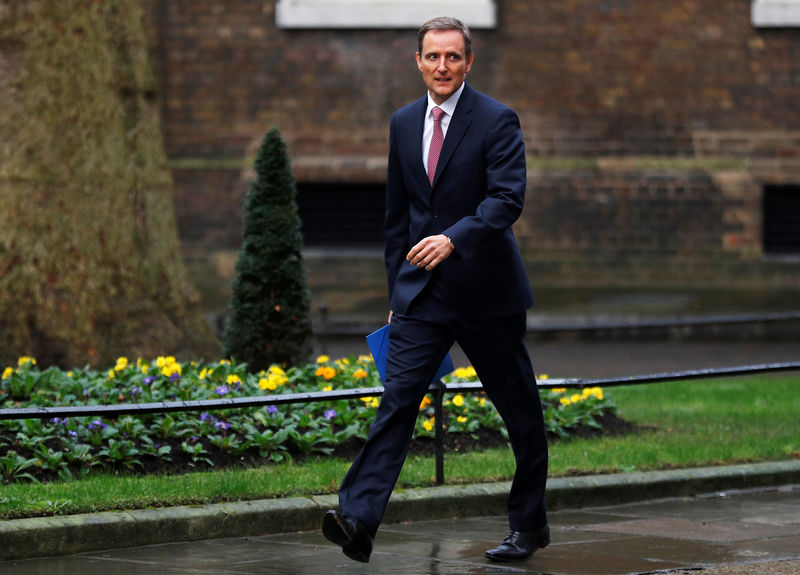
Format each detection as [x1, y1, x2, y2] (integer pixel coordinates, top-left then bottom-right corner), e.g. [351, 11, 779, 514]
[443, 108, 526, 257]
[384, 112, 410, 301]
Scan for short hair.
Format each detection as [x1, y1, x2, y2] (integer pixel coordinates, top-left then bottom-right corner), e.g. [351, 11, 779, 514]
[417, 17, 473, 58]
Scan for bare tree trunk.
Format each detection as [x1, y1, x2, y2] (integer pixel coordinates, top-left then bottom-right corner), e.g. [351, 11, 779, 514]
[0, 0, 218, 367]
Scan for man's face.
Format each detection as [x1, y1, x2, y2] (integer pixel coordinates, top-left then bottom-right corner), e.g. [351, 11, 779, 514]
[416, 29, 473, 106]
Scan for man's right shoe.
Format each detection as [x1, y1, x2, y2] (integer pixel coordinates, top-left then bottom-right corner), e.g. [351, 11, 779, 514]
[321, 510, 373, 563]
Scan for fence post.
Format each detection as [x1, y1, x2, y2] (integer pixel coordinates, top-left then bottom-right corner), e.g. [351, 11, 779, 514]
[432, 379, 445, 485]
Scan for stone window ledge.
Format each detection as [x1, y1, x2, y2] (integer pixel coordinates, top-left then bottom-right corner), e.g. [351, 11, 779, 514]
[752, 0, 800, 27]
[275, 0, 496, 29]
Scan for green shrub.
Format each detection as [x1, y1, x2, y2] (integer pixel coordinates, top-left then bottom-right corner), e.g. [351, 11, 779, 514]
[222, 127, 313, 371]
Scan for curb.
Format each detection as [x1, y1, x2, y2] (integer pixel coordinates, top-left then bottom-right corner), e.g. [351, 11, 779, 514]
[3, 460, 800, 561]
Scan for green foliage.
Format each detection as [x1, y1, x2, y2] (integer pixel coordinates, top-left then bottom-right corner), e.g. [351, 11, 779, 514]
[222, 127, 313, 371]
[0, 374, 797, 519]
[0, 354, 618, 484]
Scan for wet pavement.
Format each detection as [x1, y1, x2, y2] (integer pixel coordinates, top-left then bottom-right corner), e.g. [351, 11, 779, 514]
[3, 484, 799, 574]
[316, 336, 800, 380]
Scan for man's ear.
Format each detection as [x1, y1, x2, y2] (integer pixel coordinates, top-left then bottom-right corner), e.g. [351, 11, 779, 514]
[416, 52, 422, 71]
[465, 53, 474, 74]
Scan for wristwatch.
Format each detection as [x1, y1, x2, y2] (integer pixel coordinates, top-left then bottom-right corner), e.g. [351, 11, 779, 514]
[446, 235, 455, 251]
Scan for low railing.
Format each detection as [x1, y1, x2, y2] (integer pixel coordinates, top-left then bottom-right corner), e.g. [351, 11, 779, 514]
[1, 361, 798, 484]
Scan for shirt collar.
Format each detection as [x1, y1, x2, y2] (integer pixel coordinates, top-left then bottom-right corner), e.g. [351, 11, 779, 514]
[426, 82, 465, 119]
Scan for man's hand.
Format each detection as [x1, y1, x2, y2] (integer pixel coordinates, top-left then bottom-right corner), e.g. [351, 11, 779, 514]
[407, 234, 454, 271]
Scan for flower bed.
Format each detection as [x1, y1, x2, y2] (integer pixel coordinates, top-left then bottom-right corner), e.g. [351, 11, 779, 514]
[1, 355, 618, 484]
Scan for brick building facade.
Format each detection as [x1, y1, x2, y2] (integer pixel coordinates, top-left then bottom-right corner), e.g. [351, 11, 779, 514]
[139, 1, 800, 320]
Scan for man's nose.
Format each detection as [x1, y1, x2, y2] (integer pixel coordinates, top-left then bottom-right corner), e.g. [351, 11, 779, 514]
[437, 57, 447, 70]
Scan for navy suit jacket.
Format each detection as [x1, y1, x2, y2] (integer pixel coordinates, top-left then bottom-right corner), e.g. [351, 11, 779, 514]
[385, 83, 534, 319]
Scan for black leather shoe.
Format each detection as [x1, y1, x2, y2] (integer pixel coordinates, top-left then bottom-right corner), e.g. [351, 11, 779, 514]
[485, 525, 550, 562]
[322, 510, 373, 563]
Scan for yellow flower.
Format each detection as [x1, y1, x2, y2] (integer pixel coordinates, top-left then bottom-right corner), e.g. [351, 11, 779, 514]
[457, 416, 468, 423]
[360, 396, 379, 408]
[1, 367, 13, 380]
[259, 377, 277, 391]
[114, 357, 128, 372]
[315, 366, 336, 380]
[140, 364, 149, 374]
[551, 388, 566, 394]
[259, 366, 288, 388]
[559, 397, 572, 406]
[163, 364, 181, 378]
[316, 355, 330, 364]
[17, 356, 36, 367]
[156, 356, 182, 378]
[570, 394, 583, 404]
[323, 384, 333, 392]
[219, 359, 232, 365]
[453, 366, 477, 379]
[227, 374, 242, 385]
[353, 369, 368, 379]
[539, 374, 549, 380]
[479, 397, 486, 407]
[419, 396, 432, 409]
[423, 419, 434, 431]
[357, 355, 373, 364]
[199, 368, 208, 380]
[67, 371, 74, 378]
[107, 369, 115, 380]
[452, 394, 464, 407]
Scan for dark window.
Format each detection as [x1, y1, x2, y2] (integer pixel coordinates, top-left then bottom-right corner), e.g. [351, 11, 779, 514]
[296, 182, 385, 247]
[763, 185, 800, 256]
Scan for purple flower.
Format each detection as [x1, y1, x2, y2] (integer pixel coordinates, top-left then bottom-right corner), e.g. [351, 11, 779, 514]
[215, 385, 229, 397]
[214, 420, 230, 431]
[170, 373, 181, 383]
[267, 405, 278, 414]
[88, 419, 106, 431]
[324, 409, 337, 420]
[130, 386, 142, 398]
[83, 388, 89, 397]
[143, 376, 156, 386]
[50, 417, 64, 425]
[68, 430, 78, 439]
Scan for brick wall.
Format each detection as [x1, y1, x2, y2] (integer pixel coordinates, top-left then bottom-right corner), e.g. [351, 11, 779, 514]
[139, 0, 800, 319]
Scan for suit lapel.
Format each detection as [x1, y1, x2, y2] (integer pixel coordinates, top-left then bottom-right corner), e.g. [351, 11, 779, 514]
[405, 98, 429, 191]
[432, 84, 475, 188]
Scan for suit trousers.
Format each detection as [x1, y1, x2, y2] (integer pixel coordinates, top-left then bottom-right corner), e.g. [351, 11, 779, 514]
[338, 277, 549, 537]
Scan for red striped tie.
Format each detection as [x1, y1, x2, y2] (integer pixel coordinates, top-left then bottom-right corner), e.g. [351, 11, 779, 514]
[427, 106, 445, 186]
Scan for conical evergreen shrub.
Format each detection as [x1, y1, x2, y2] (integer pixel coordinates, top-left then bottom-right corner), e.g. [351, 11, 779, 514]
[222, 127, 313, 370]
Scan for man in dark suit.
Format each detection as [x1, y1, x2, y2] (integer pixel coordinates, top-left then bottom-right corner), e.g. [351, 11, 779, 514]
[322, 16, 549, 564]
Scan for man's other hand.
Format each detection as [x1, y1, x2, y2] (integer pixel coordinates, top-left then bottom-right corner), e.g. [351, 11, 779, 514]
[407, 234, 454, 271]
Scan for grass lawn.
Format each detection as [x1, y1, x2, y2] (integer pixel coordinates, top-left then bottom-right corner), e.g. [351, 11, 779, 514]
[1, 374, 797, 520]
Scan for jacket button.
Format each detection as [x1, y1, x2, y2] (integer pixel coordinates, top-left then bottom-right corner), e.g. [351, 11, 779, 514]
[433, 214, 439, 219]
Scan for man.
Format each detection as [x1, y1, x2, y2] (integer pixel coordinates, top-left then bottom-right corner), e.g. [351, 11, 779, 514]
[322, 16, 549, 564]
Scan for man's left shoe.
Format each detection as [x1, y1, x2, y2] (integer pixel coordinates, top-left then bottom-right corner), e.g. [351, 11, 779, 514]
[484, 525, 550, 562]
[322, 510, 373, 563]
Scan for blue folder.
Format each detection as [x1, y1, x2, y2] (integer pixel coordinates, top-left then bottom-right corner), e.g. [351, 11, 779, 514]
[366, 324, 454, 384]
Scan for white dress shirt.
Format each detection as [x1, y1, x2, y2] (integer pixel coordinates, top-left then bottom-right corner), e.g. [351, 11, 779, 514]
[422, 82, 466, 176]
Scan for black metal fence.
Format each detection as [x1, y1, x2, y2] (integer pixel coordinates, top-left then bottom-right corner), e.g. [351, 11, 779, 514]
[1, 361, 798, 484]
